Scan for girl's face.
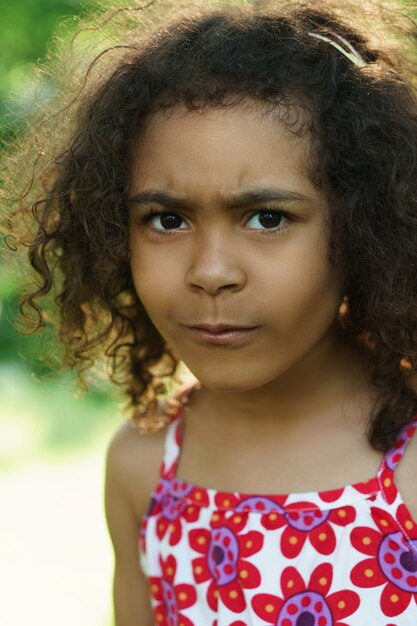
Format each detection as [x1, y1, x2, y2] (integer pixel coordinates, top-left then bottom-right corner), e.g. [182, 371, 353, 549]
[128, 103, 345, 392]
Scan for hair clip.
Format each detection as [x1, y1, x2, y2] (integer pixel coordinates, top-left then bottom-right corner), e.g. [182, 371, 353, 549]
[308, 31, 366, 68]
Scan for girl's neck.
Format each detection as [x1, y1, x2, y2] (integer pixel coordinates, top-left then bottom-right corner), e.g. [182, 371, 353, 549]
[178, 332, 382, 495]
[186, 331, 375, 439]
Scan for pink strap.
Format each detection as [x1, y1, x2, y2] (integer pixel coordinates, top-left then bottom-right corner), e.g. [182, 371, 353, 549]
[376, 416, 417, 546]
[380, 417, 417, 473]
[160, 382, 198, 479]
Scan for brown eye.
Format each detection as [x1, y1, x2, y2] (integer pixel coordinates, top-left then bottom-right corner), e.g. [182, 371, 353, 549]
[157, 213, 183, 229]
[247, 209, 290, 232]
[140, 210, 188, 231]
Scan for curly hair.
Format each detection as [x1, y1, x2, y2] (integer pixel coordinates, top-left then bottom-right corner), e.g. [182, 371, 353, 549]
[3, 0, 417, 449]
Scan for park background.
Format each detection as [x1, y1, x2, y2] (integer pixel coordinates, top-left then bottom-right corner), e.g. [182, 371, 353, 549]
[0, 1, 127, 625]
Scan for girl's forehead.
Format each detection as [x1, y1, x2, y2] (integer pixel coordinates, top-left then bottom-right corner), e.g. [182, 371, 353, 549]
[136, 101, 309, 152]
[130, 103, 323, 206]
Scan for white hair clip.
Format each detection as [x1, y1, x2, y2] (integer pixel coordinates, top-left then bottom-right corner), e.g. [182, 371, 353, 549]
[308, 31, 366, 68]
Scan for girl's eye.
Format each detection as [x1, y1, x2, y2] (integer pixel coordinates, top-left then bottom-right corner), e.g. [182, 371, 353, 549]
[138, 207, 291, 234]
[139, 210, 188, 231]
[248, 209, 289, 231]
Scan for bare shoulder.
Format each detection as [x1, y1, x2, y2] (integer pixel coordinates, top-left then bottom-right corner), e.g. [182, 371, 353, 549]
[105, 417, 168, 520]
[396, 425, 417, 522]
[104, 417, 169, 626]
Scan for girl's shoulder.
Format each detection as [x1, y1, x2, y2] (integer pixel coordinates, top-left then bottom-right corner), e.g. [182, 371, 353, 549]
[105, 410, 170, 521]
[105, 382, 194, 518]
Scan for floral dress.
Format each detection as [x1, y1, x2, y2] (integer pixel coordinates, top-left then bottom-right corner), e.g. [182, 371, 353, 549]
[139, 384, 417, 625]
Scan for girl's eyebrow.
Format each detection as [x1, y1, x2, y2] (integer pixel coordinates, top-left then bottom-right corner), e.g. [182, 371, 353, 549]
[128, 191, 190, 209]
[128, 187, 310, 209]
[223, 187, 310, 207]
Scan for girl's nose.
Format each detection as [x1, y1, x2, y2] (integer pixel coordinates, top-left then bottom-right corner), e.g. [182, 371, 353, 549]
[185, 231, 247, 296]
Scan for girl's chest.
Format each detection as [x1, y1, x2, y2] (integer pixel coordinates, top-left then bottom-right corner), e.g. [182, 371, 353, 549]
[140, 484, 417, 625]
[138, 408, 417, 625]
[174, 423, 383, 496]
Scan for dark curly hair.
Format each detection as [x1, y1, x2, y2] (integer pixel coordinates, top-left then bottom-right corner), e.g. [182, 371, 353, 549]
[3, 0, 417, 449]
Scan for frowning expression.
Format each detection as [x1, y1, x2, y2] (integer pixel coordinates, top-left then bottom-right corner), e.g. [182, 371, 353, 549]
[128, 103, 344, 391]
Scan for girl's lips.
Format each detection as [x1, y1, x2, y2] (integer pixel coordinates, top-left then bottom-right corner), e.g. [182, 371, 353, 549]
[186, 326, 260, 345]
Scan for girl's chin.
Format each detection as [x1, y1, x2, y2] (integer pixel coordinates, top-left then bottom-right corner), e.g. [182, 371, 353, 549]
[183, 367, 285, 394]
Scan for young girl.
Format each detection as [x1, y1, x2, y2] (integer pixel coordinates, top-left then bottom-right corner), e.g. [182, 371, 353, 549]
[4, 0, 417, 624]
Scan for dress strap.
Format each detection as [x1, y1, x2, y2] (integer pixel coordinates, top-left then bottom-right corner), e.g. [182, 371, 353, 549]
[160, 381, 199, 480]
[380, 417, 417, 473]
[375, 415, 417, 547]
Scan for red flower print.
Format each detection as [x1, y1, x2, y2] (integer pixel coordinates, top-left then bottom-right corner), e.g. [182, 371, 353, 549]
[379, 468, 397, 505]
[380, 421, 417, 504]
[146, 478, 171, 518]
[174, 411, 182, 445]
[350, 505, 417, 616]
[189, 510, 263, 613]
[216, 492, 287, 512]
[260, 501, 356, 558]
[351, 477, 380, 497]
[252, 562, 359, 625]
[139, 477, 172, 553]
[157, 480, 209, 546]
[216, 622, 247, 626]
[149, 554, 196, 626]
[139, 515, 148, 554]
[396, 502, 417, 541]
[385, 423, 417, 471]
[318, 487, 345, 503]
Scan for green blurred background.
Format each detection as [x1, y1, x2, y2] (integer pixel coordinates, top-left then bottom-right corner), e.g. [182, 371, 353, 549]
[0, 2, 122, 625]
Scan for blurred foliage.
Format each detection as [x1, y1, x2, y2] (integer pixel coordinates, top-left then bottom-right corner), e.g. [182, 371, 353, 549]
[0, 0, 99, 143]
[0, 0, 121, 473]
[0, 0, 97, 370]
